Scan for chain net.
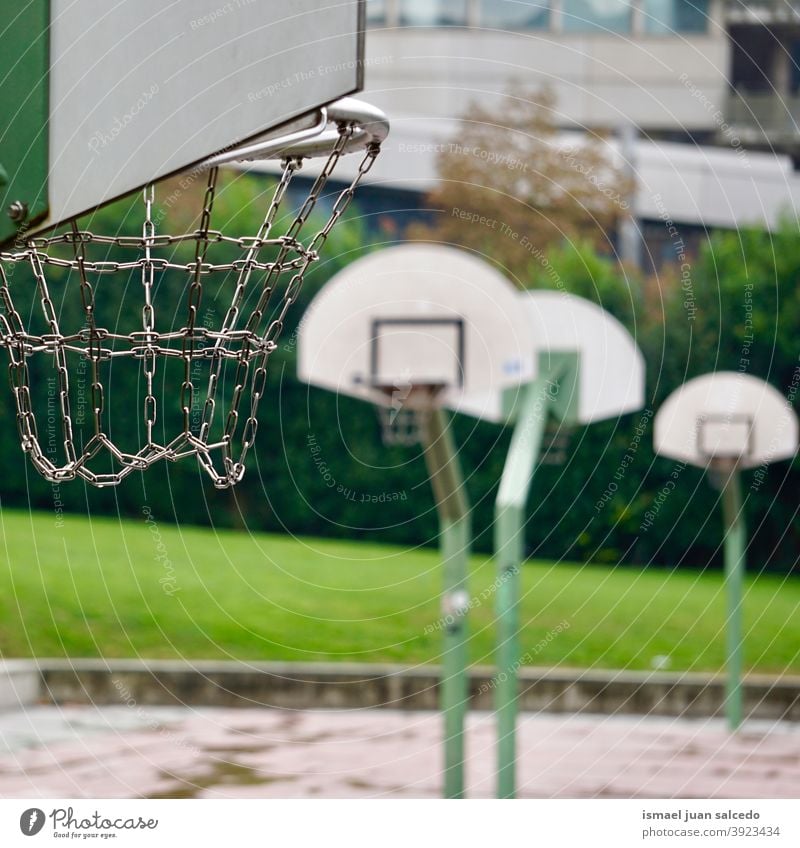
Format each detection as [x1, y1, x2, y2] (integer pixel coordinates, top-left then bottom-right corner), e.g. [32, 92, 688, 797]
[540, 418, 573, 466]
[376, 405, 426, 447]
[0, 122, 380, 488]
[374, 384, 444, 447]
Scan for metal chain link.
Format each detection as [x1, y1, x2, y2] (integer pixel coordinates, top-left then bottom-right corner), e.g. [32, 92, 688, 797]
[0, 119, 382, 488]
[71, 220, 104, 437]
[181, 167, 217, 434]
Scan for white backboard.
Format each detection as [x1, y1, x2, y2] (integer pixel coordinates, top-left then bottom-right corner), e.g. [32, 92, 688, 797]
[454, 290, 646, 424]
[297, 244, 535, 411]
[654, 372, 799, 469]
[46, 0, 364, 227]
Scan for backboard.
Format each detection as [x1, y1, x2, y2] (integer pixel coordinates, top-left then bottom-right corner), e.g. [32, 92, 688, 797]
[454, 290, 646, 424]
[297, 244, 535, 411]
[654, 372, 799, 470]
[0, 0, 365, 244]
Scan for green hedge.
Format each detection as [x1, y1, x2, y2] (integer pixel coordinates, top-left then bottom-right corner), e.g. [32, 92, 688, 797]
[1, 174, 797, 571]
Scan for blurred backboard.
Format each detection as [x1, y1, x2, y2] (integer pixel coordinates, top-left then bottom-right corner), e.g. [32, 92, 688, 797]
[455, 290, 646, 424]
[654, 372, 798, 470]
[297, 244, 535, 411]
[0, 0, 365, 244]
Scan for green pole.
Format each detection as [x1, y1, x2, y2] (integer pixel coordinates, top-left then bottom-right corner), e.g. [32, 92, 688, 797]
[494, 377, 552, 799]
[0, 0, 51, 247]
[420, 407, 471, 799]
[720, 469, 746, 731]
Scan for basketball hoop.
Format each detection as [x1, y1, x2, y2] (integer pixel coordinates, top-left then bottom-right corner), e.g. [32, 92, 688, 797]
[0, 98, 387, 488]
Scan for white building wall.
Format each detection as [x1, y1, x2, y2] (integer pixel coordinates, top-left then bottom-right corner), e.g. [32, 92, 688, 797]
[363, 23, 730, 132]
[254, 15, 800, 231]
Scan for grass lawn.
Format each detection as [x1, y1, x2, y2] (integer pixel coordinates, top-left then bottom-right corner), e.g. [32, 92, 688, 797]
[0, 509, 798, 674]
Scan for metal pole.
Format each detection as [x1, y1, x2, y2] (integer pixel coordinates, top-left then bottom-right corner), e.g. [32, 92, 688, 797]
[618, 120, 642, 270]
[494, 377, 551, 798]
[420, 407, 471, 799]
[721, 469, 746, 731]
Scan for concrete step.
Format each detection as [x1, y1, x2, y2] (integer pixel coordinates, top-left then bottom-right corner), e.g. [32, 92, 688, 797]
[0, 659, 793, 721]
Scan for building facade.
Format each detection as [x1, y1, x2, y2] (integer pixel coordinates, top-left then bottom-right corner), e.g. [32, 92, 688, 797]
[275, 1, 800, 268]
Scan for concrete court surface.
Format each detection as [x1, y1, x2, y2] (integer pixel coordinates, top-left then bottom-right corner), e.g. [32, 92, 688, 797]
[0, 706, 797, 799]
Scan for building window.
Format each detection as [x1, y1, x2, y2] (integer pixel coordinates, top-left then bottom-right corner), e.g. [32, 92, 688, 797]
[562, 0, 632, 33]
[366, 0, 387, 26]
[398, 0, 469, 26]
[477, 0, 551, 30]
[642, 0, 708, 33]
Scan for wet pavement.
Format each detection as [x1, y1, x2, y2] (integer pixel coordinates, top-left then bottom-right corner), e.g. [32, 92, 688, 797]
[0, 706, 797, 798]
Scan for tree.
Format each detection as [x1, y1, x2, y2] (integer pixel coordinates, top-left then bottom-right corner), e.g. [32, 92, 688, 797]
[408, 86, 633, 283]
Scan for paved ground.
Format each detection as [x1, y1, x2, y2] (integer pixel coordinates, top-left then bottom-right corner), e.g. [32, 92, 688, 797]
[0, 706, 797, 798]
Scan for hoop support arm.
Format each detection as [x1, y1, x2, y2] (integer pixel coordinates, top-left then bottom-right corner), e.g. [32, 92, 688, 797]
[201, 98, 389, 168]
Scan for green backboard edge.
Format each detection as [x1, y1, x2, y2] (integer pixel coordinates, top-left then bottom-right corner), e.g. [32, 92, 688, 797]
[0, 0, 50, 247]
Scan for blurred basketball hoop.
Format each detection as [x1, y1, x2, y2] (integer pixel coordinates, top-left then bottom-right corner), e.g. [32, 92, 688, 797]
[298, 243, 534, 799]
[457, 289, 646, 799]
[654, 372, 796, 473]
[0, 1, 387, 488]
[298, 245, 531, 413]
[654, 371, 799, 732]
